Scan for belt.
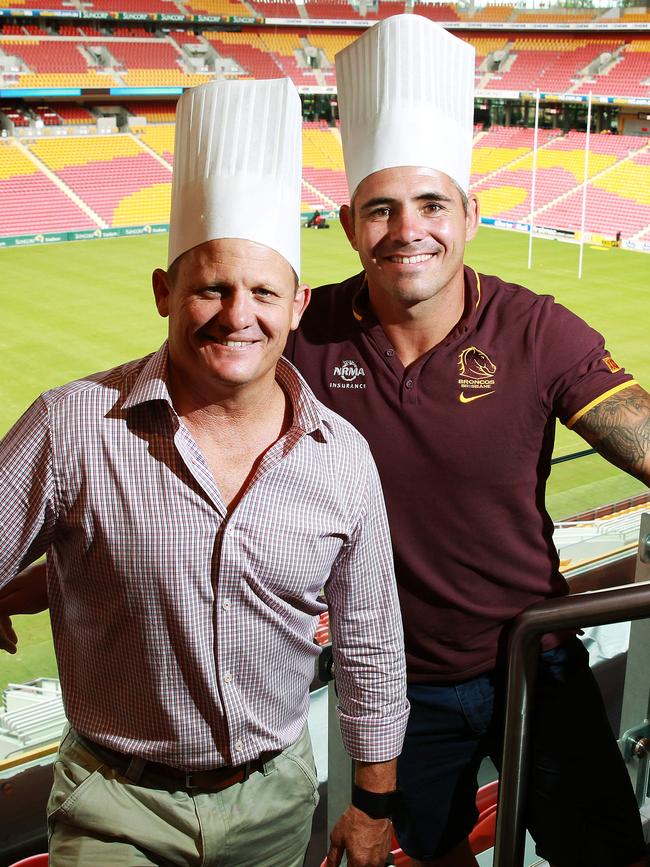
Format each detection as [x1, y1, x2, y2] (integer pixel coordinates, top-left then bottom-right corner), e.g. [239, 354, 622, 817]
[74, 731, 280, 793]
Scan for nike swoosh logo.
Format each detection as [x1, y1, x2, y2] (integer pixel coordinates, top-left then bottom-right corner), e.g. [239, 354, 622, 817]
[459, 391, 495, 404]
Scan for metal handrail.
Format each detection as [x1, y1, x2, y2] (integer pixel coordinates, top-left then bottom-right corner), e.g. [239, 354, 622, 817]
[493, 579, 650, 867]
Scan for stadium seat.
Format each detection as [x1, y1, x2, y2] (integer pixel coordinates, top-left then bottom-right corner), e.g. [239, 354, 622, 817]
[8, 855, 48, 867]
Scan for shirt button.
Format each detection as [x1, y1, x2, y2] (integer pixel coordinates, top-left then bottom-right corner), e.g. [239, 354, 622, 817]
[234, 740, 243, 752]
[405, 379, 414, 389]
[226, 527, 234, 535]
[222, 599, 231, 611]
[385, 348, 394, 357]
[224, 672, 233, 683]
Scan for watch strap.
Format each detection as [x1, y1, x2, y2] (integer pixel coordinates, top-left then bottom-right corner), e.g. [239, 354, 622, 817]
[351, 784, 398, 820]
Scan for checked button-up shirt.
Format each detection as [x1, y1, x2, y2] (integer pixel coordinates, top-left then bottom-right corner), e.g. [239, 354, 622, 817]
[0, 344, 408, 770]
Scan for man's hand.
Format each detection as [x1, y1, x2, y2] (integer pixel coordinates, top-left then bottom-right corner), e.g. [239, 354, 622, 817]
[0, 561, 49, 653]
[326, 804, 393, 867]
[0, 615, 18, 654]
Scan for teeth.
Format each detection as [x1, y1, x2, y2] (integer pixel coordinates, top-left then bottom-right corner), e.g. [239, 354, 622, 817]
[214, 339, 250, 347]
[388, 254, 433, 264]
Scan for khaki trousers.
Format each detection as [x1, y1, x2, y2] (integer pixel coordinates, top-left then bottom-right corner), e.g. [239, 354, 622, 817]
[48, 725, 319, 867]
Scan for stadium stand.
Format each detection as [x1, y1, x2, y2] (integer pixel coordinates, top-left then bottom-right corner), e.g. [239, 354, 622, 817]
[472, 130, 650, 233]
[412, 2, 460, 22]
[26, 135, 172, 227]
[484, 38, 621, 94]
[0, 39, 92, 75]
[0, 138, 97, 235]
[123, 101, 177, 123]
[182, 0, 256, 17]
[32, 103, 96, 125]
[302, 0, 363, 21]
[203, 30, 284, 78]
[249, 0, 304, 17]
[137, 124, 175, 163]
[258, 29, 319, 86]
[514, 9, 598, 22]
[470, 4, 515, 22]
[0, 103, 30, 128]
[470, 125, 560, 185]
[302, 124, 348, 208]
[367, 1, 409, 21]
[306, 30, 355, 66]
[81, 0, 180, 11]
[574, 40, 650, 99]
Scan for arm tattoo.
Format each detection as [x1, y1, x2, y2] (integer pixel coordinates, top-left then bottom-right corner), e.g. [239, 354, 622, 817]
[574, 385, 650, 484]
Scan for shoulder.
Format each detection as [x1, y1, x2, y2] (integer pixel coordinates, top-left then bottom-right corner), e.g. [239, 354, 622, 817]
[476, 269, 589, 332]
[476, 269, 548, 313]
[39, 354, 152, 418]
[300, 272, 365, 341]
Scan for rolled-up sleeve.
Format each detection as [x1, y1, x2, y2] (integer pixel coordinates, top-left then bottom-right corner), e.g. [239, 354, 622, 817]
[324, 448, 409, 763]
[0, 396, 57, 589]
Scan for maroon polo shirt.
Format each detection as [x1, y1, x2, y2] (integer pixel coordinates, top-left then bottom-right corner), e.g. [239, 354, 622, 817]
[285, 266, 636, 683]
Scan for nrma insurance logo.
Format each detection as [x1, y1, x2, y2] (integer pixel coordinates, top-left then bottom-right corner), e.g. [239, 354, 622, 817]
[329, 359, 367, 390]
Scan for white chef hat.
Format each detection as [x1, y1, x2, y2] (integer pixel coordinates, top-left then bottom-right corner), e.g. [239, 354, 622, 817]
[335, 14, 475, 198]
[168, 78, 302, 275]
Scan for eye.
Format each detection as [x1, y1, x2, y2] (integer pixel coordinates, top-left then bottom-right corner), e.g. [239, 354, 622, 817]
[368, 206, 391, 219]
[253, 287, 274, 298]
[423, 202, 443, 215]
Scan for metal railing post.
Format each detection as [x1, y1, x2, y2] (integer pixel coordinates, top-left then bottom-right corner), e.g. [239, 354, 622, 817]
[493, 580, 650, 867]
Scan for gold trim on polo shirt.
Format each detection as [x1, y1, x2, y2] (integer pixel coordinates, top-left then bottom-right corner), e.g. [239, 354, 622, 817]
[566, 380, 638, 429]
[352, 274, 369, 322]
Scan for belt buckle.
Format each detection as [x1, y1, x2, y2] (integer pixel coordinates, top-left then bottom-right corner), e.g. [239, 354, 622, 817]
[185, 771, 200, 791]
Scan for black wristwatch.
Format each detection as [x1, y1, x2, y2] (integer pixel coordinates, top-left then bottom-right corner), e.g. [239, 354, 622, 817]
[351, 784, 399, 820]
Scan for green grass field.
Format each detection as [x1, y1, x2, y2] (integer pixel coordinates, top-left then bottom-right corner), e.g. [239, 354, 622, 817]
[1, 224, 647, 690]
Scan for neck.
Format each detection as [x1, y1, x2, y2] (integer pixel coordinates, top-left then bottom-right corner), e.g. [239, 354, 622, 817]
[368, 270, 466, 368]
[168, 365, 282, 430]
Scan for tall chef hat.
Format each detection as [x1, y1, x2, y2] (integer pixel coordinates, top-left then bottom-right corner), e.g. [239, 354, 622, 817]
[335, 14, 475, 198]
[168, 77, 302, 275]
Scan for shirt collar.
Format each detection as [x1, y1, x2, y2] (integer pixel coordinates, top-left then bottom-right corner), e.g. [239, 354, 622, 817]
[276, 356, 328, 440]
[123, 343, 327, 441]
[122, 343, 174, 412]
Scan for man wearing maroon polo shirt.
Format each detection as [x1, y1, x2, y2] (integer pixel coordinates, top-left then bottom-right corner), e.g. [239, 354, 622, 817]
[287, 15, 650, 867]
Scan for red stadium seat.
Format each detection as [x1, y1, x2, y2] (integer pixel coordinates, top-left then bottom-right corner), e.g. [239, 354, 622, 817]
[8, 855, 48, 867]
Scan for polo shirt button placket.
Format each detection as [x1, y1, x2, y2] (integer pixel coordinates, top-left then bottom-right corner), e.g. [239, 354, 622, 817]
[402, 377, 416, 404]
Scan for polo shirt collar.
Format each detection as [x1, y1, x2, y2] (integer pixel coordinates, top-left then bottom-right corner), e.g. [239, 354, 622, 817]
[123, 343, 326, 440]
[351, 265, 482, 343]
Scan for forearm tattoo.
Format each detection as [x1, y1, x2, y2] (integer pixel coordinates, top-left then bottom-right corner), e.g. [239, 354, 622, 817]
[574, 385, 650, 483]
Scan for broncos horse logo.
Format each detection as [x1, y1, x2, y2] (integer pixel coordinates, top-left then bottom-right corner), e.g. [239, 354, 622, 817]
[458, 347, 497, 379]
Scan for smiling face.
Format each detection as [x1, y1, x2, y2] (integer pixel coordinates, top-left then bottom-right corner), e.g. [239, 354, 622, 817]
[152, 238, 309, 403]
[340, 166, 479, 315]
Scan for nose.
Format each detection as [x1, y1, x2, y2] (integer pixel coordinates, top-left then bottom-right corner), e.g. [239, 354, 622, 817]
[218, 290, 253, 332]
[388, 206, 424, 245]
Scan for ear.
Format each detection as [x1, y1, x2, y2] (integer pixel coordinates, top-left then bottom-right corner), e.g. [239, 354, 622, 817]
[152, 268, 171, 318]
[291, 283, 311, 331]
[465, 194, 480, 242]
[339, 204, 358, 251]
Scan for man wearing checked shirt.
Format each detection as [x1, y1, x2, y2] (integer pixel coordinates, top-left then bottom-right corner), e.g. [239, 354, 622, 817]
[0, 79, 408, 867]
